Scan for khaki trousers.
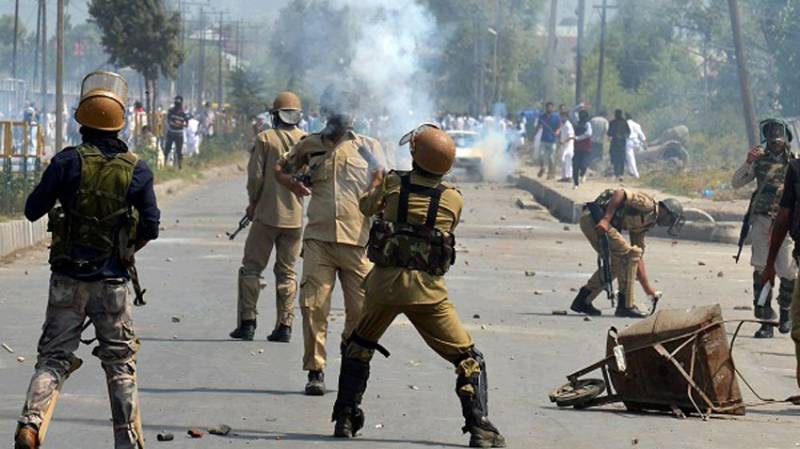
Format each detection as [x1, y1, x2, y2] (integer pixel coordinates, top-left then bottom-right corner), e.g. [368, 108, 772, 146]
[300, 239, 372, 371]
[579, 213, 642, 306]
[352, 297, 474, 365]
[19, 274, 143, 449]
[238, 222, 302, 328]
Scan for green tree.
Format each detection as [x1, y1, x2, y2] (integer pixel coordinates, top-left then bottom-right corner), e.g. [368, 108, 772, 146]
[0, 14, 27, 78]
[88, 0, 184, 112]
[227, 67, 267, 120]
[757, 0, 800, 115]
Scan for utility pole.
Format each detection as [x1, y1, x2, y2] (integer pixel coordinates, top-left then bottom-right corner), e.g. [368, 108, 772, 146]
[41, 0, 47, 117]
[488, 27, 498, 107]
[218, 11, 224, 106]
[727, 0, 758, 148]
[543, 0, 558, 102]
[12, 0, 19, 79]
[593, 0, 616, 115]
[198, 7, 206, 106]
[575, 0, 586, 104]
[56, 0, 65, 151]
[33, 0, 42, 89]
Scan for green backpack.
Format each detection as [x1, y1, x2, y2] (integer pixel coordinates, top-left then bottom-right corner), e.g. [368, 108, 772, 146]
[48, 144, 139, 274]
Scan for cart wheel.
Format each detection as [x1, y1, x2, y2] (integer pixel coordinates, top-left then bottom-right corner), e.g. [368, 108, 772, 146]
[549, 379, 606, 408]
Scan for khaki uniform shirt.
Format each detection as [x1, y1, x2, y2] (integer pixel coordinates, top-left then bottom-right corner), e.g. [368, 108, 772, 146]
[248, 127, 307, 228]
[282, 131, 384, 246]
[359, 171, 464, 305]
[617, 189, 658, 250]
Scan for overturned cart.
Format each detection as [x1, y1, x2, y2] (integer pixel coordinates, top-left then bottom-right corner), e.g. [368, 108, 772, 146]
[550, 304, 790, 417]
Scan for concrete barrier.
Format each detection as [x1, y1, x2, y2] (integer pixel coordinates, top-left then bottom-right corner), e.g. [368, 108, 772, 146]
[0, 216, 48, 258]
[515, 174, 740, 245]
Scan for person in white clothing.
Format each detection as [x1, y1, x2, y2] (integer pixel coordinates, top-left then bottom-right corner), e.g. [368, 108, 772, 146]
[625, 112, 646, 179]
[559, 110, 575, 182]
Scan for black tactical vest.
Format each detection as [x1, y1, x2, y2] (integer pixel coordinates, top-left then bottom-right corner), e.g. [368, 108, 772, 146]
[367, 173, 456, 276]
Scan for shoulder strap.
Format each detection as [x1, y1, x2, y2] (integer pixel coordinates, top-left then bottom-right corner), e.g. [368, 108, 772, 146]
[397, 173, 446, 227]
[273, 128, 298, 155]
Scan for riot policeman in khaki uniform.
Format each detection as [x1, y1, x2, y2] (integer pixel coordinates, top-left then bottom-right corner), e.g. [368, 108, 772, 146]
[15, 72, 160, 449]
[276, 86, 384, 395]
[732, 118, 797, 338]
[229, 92, 307, 342]
[330, 125, 506, 448]
[569, 188, 684, 318]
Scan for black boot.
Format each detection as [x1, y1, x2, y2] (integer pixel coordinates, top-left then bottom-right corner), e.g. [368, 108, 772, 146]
[456, 349, 506, 448]
[753, 271, 775, 339]
[305, 370, 325, 396]
[614, 294, 648, 318]
[570, 287, 601, 316]
[229, 320, 256, 340]
[267, 324, 292, 343]
[780, 308, 792, 334]
[332, 356, 370, 438]
[778, 278, 793, 334]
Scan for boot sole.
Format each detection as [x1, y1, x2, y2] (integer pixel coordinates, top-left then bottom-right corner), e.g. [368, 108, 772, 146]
[267, 337, 291, 343]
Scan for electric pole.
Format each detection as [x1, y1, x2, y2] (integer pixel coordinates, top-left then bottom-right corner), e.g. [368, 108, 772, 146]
[198, 7, 206, 106]
[575, 0, 586, 104]
[218, 11, 224, 106]
[41, 0, 47, 117]
[593, 0, 616, 115]
[33, 0, 42, 89]
[12, 0, 19, 79]
[727, 0, 758, 148]
[56, 0, 65, 151]
[543, 0, 558, 102]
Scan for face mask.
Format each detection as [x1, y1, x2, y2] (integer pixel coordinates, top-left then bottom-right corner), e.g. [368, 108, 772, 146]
[277, 109, 302, 126]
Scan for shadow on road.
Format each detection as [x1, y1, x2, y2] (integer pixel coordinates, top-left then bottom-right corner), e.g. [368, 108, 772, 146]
[139, 386, 308, 396]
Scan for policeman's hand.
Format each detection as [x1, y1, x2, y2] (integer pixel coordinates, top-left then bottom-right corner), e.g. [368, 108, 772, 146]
[370, 169, 386, 190]
[245, 205, 255, 220]
[287, 177, 311, 197]
[595, 218, 610, 234]
[747, 146, 765, 163]
[760, 265, 776, 288]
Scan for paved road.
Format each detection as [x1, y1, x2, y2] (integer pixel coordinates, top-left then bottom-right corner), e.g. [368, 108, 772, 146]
[2, 173, 800, 449]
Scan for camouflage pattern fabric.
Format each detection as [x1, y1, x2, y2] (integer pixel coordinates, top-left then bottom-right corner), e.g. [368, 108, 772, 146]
[367, 219, 456, 276]
[752, 149, 791, 217]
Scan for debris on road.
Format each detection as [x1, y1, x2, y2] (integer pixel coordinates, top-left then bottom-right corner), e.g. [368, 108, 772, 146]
[583, 317, 592, 322]
[17, 356, 25, 363]
[2, 343, 14, 353]
[525, 271, 536, 277]
[500, 215, 507, 221]
[552, 310, 567, 315]
[555, 240, 563, 244]
[734, 305, 753, 311]
[717, 271, 724, 278]
[563, 226, 570, 231]
[165, 257, 174, 262]
[534, 290, 543, 295]
[473, 314, 481, 319]
[187, 428, 204, 438]
[697, 261, 706, 266]
[480, 324, 487, 330]
[515, 196, 543, 211]
[171, 316, 181, 323]
[208, 424, 232, 436]
[156, 432, 174, 441]
[258, 349, 265, 354]
[408, 385, 419, 391]
[375, 423, 384, 429]
[570, 288, 578, 292]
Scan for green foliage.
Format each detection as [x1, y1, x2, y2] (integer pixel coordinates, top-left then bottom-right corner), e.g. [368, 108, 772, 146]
[227, 68, 268, 120]
[87, 0, 184, 83]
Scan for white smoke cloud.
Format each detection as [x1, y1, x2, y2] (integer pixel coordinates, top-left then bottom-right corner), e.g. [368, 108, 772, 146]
[296, 0, 442, 169]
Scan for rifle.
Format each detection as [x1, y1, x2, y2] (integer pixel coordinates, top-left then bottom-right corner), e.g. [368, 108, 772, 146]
[227, 215, 252, 240]
[735, 183, 767, 263]
[587, 202, 615, 306]
[129, 264, 148, 307]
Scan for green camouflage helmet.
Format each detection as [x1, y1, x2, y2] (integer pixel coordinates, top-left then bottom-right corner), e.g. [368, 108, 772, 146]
[760, 118, 793, 145]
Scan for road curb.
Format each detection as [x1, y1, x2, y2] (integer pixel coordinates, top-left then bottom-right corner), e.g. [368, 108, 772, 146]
[514, 174, 739, 245]
[0, 217, 48, 258]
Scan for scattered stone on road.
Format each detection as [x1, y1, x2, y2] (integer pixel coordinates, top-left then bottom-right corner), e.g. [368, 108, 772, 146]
[187, 428, 204, 438]
[156, 433, 174, 442]
[525, 271, 536, 277]
[16, 356, 25, 363]
[552, 310, 567, 315]
[2, 343, 14, 353]
[698, 261, 706, 266]
[208, 424, 232, 436]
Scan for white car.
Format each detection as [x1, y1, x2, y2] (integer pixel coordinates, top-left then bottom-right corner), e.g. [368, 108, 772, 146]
[447, 130, 483, 181]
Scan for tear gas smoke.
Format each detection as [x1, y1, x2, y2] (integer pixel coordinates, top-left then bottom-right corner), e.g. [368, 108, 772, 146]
[471, 130, 519, 183]
[290, 0, 442, 169]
